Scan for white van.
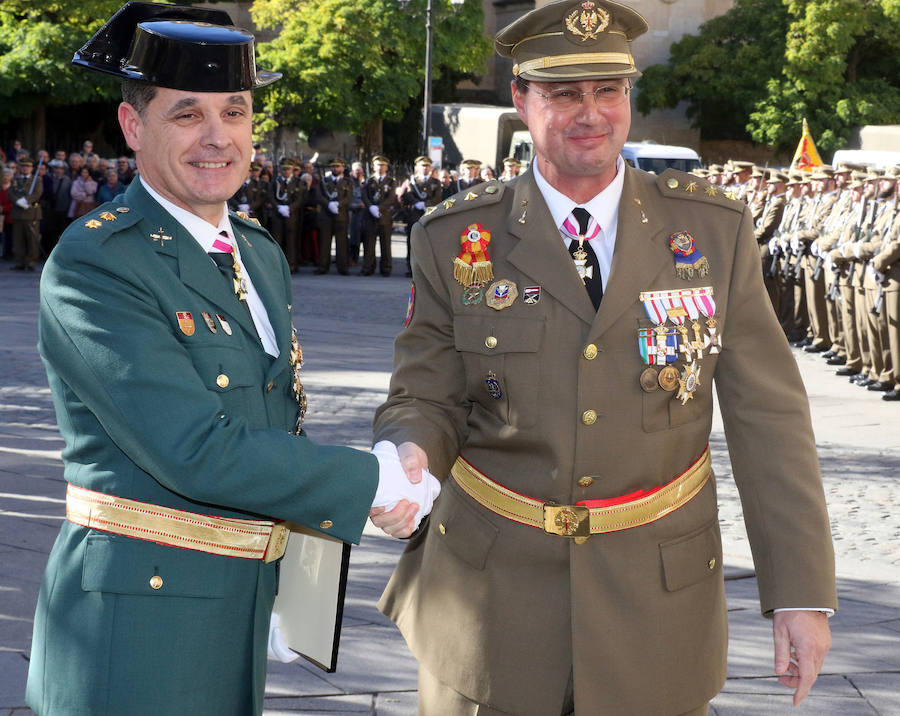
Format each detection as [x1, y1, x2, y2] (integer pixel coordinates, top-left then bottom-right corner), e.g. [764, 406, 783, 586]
[831, 149, 900, 169]
[507, 135, 702, 174]
[621, 141, 701, 173]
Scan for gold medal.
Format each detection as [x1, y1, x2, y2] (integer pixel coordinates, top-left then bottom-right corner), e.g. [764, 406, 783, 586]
[676, 363, 701, 405]
[486, 279, 518, 310]
[640, 367, 659, 393]
[658, 365, 680, 392]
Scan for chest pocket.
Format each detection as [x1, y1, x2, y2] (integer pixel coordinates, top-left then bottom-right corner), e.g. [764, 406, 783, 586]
[189, 345, 262, 417]
[454, 315, 544, 429]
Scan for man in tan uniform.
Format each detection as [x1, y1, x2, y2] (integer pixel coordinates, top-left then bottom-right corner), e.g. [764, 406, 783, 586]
[370, 1, 835, 714]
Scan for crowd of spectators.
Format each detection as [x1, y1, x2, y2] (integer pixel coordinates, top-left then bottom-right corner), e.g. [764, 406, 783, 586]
[0, 139, 133, 262]
[0, 137, 521, 272]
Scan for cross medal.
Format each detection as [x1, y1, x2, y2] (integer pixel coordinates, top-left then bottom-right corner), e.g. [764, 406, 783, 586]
[573, 238, 593, 284]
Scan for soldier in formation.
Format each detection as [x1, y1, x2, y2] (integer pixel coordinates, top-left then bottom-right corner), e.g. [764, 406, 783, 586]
[710, 159, 900, 401]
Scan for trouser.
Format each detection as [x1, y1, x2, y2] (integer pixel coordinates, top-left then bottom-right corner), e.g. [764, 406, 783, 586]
[405, 209, 425, 273]
[349, 208, 364, 263]
[853, 283, 872, 378]
[885, 282, 900, 386]
[837, 277, 861, 372]
[13, 219, 40, 268]
[760, 250, 778, 315]
[804, 256, 830, 348]
[864, 282, 893, 383]
[362, 213, 393, 275]
[269, 210, 297, 269]
[317, 213, 349, 273]
[417, 667, 709, 716]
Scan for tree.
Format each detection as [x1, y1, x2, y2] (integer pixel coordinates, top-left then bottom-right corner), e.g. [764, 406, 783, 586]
[748, 0, 900, 154]
[251, 0, 492, 158]
[635, 0, 790, 141]
[0, 1, 124, 150]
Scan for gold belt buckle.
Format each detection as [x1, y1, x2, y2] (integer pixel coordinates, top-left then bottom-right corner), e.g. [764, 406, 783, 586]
[542, 504, 590, 538]
[263, 522, 291, 563]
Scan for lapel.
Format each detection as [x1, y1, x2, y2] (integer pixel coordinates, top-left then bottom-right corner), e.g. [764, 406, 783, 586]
[590, 166, 671, 338]
[504, 171, 598, 326]
[232, 223, 292, 370]
[127, 180, 259, 340]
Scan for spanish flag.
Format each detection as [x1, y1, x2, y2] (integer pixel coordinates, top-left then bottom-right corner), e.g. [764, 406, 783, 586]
[790, 118, 824, 172]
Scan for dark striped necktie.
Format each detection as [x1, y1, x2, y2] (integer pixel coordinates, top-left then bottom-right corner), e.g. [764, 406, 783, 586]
[562, 207, 603, 310]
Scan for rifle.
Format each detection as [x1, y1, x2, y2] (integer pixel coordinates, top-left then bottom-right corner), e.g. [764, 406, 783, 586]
[793, 249, 805, 281]
[812, 254, 825, 281]
[871, 279, 886, 317]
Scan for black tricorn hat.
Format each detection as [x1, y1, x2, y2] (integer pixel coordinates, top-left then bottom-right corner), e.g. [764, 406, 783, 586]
[73, 1, 281, 92]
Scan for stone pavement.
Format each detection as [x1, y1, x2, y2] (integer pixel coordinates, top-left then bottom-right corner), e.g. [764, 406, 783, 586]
[1, 236, 898, 715]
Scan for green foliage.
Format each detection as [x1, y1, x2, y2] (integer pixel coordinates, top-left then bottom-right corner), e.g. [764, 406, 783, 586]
[251, 0, 492, 148]
[635, 0, 790, 140]
[0, 1, 123, 118]
[748, 0, 900, 153]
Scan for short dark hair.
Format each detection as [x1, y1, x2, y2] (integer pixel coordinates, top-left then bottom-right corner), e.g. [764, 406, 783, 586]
[515, 76, 529, 93]
[121, 80, 158, 118]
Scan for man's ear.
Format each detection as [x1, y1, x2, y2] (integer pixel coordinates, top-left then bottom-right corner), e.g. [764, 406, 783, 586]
[118, 102, 143, 153]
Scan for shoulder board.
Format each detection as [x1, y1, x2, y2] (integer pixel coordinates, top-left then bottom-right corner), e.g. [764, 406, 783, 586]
[67, 202, 143, 244]
[230, 209, 277, 243]
[656, 169, 745, 213]
[420, 180, 507, 226]
[231, 210, 263, 228]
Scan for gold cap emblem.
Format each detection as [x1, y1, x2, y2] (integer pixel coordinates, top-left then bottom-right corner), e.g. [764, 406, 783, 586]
[565, 1, 610, 41]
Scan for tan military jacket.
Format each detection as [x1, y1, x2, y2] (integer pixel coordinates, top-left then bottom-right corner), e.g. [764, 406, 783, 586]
[374, 167, 836, 715]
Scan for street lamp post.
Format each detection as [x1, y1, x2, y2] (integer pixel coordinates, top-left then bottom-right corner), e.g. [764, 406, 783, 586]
[422, 0, 464, 156]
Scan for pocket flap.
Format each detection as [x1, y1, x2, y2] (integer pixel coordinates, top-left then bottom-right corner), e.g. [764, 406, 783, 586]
[434, 482, 500, 571]
[453, 315, 544, 355]
[82, 533, 229, 598]
[659, 519, 721, 592]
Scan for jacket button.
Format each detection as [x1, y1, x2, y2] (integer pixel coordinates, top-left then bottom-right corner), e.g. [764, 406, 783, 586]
[266, 381, 275, 393]
[581, 409, 597, 425]
[485, 336, 498, 349]
[583, 344, 598, 360]
[667, 178, 679, 189]
[578, 476, 594, 488]
[438, 523, 446, 535]
[149, 575, 163, 590]
[319, 520, 334, 530]
[216, 374, 229, 388]
[707, 558, 716, 570]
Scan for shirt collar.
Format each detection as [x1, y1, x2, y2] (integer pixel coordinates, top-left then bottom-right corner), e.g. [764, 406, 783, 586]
[140, 176, 233, 253]
[532, 155, 626, 236]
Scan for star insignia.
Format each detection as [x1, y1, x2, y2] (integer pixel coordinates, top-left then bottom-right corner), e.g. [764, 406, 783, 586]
[99, 211, 117, 222]
[84, 219, 102, 229]
[464, 191, 479, 201]
[685, 181, 698, 194]
[705, 186, 718, 197]
[442, 198, 456, 210]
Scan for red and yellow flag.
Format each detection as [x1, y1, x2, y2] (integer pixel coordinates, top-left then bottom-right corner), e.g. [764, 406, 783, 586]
[790, 118, 824, 172]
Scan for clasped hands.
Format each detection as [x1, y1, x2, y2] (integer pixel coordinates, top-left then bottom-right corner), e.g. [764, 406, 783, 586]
[369, 440, 440, 538]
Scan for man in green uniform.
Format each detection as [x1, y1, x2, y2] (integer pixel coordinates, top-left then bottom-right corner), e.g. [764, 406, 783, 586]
[370, 1, 835, 713]
[26, 4, 437, 715]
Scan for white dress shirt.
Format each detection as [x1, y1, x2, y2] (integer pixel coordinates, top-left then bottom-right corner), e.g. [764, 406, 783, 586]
[532, 155, 626, 292]
[141, 177, 279, 357]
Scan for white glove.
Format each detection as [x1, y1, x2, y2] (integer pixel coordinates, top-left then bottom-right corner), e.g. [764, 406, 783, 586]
[371, 440, 441, 531]
[790, 235, 800, 253]
[277, 204, 290, 218]
[810, 241, 820, 257]
[369, 205, 380, 219]
[414, 201, 425, 211]
[15, 197, 29, 209]
[768, 237, 778, 253]
[328, 201, 339, 215]
[267, 613, 299, 663]
[853, 243, 861, 259]
[238, 203, 250, 214]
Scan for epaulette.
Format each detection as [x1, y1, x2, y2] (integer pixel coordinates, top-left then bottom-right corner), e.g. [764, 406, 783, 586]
[70, 203, 142, 244]
[420, 180, 507, 226]
[656, 169, 745, 213]
[231, 210, 263, 228]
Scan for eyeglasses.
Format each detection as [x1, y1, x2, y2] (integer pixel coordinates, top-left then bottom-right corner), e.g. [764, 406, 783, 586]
[524, 81, 632, 110]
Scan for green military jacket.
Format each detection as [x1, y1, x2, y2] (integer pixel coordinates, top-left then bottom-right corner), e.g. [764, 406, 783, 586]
[26, 179, 377, 716]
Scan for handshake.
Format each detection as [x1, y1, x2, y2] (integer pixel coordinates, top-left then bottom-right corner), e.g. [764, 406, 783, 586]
[369, 440, 441, 538]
